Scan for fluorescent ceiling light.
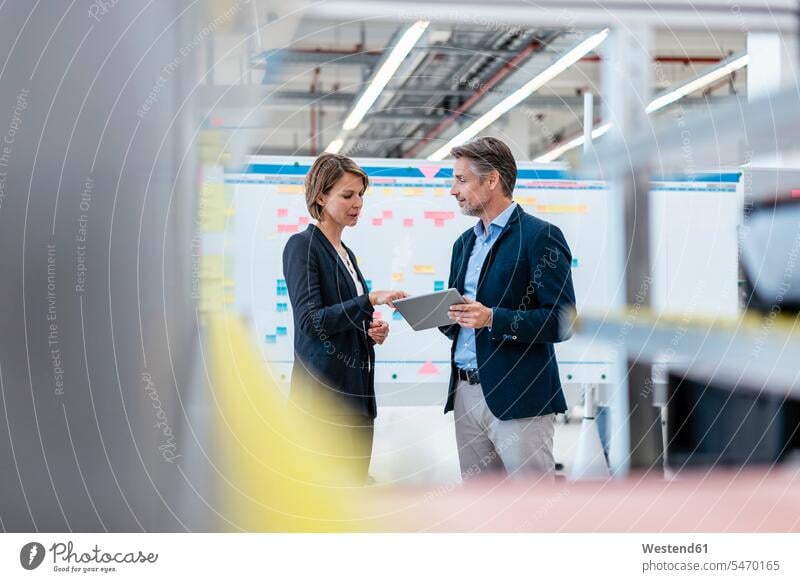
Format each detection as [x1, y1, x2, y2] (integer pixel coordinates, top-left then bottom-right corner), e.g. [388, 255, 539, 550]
[325, 137, 344, 154]
[646, 53, 748, 113]
[535, 51, 749, 162]
[427, 28, 610, 161]
[342, 21, 429, 131]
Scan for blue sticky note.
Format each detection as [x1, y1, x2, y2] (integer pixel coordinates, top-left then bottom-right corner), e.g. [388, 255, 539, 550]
[277, 303, 288, 312]
[276, 326, 287, 336]
[277, 288, 288, 296]
[392, 311, 404, 321]
[571, 258, 579, 268]
[434, 280, 445, 292]
[265, 335, 277, 344]
[365, 280, 373, 291]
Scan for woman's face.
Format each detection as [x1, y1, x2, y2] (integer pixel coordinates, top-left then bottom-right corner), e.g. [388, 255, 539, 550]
[318, 171, 365, 228]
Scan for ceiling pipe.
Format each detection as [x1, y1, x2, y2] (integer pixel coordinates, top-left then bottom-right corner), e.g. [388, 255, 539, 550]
[581, 54, 725, 64]
[310, 66, 321, 155]
[402, 39, 542, 158]
[259, 48, 728, 66]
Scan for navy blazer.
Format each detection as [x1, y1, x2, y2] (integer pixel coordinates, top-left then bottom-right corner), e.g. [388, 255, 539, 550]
[440, 204, 575, 420]
[282, 224, 376, 418]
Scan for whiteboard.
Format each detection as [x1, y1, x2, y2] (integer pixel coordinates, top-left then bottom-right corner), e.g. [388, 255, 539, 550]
[225, 156, 741, 404]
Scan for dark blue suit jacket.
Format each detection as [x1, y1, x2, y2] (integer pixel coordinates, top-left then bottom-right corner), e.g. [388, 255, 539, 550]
[440, 204, 575, 420]
[282, 224, 376, 418]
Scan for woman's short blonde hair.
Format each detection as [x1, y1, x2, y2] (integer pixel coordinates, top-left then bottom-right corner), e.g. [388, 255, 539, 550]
[304, 153, 369, 220]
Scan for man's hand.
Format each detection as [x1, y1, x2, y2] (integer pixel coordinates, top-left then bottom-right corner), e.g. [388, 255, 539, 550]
[367, 319, 389, 344]
[448, 297, 493, 329]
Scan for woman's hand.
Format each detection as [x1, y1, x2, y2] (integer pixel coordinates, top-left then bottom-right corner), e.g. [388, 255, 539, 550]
[367, 320, 389, 345]
[368, 289, 409, 308]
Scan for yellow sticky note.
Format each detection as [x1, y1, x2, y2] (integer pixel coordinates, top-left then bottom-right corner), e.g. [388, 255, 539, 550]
[202, 182, 224, 196]
[200, 284, 224, 312]
[535, 204, 587, 214]
[413, 264, 435, 274]
[391, 272, 404, 282]
[200, 212, 225, 232]
[201, 255, 225, 279]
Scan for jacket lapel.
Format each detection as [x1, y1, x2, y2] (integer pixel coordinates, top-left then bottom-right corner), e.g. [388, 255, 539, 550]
[309, 225, 359, 298]
[455, 230, 476, 292]
[344, 244, 369, 296]
[476, 204, 523, 291]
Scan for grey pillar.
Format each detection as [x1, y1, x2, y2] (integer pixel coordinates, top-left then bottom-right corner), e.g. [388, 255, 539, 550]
[0, 1, 208, 531]
[601, 25, 664, 474]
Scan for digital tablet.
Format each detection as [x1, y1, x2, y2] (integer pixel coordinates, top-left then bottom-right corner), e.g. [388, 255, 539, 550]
[392, 288, 466, 331]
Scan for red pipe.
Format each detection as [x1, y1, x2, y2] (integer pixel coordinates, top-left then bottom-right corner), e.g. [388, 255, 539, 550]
[581, 55, 724, 64]
[403, 40, 542, 158]
[288, 49, 724, 65]
[290, 47, 384, 57]
[310, 67, 320, 155]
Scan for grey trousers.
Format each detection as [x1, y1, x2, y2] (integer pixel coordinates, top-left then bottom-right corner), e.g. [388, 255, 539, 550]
[453, 379, 555, 481]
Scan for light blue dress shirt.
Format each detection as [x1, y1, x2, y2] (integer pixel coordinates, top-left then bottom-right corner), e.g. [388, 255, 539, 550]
[454, 202, 517, 370]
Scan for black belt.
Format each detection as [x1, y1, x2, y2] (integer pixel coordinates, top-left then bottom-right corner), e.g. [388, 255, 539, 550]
[456, 367, 481, 385]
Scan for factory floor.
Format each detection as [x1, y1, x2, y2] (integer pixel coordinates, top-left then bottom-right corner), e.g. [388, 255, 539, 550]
[369, 406, 584, 486]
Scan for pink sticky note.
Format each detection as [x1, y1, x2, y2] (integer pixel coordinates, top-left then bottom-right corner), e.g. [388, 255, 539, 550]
[419, 165, 441, 179]
[298, 217, 310, 225]
[417, 360, 439, 375]
[373, 311, 383, 320]
[403, 218, 414, 228]
[434, 219, 445, 227]
[423, 211, 454, 220]
[793, 189, 800, 198]
[278, 224, 299, 233]
[277, 208, 289, 217]
[383, 210, 393, 219]
[438, 211, 455, 220]
[372, 218, 383, 226]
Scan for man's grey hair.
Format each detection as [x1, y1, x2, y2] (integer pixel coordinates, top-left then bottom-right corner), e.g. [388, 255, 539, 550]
[450, 137, 517, 198]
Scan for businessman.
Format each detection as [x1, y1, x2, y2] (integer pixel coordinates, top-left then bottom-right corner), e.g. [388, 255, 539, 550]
[440, 137, 576, 481]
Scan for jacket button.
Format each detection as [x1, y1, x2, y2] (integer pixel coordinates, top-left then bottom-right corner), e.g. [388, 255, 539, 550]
[512, 335, 517, 340]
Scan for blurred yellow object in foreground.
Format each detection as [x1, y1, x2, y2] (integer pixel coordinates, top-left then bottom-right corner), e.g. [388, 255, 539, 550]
[209, 315, 374, 532]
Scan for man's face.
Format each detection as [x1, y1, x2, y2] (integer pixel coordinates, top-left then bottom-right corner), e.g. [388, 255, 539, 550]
[450, 157, 493, 217]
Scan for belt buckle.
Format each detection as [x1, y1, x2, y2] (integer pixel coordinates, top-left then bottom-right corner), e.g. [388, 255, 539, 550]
[460, 367, 479, 385]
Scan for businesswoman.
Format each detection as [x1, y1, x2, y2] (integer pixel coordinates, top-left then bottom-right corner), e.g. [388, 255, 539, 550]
[282, 153, 407, 484]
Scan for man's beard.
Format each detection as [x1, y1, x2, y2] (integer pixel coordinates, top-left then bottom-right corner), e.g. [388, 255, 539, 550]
[460, 201, 484, 217]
